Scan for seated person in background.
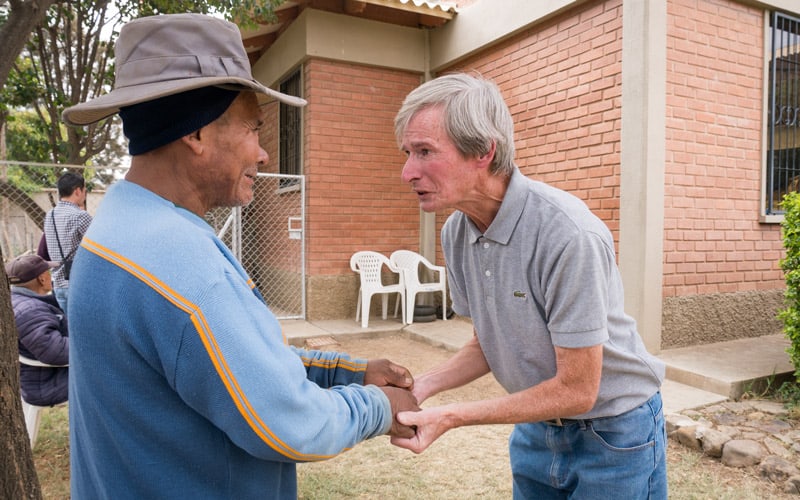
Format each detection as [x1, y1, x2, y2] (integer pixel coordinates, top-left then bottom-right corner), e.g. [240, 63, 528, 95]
[7, 254, 69, 406]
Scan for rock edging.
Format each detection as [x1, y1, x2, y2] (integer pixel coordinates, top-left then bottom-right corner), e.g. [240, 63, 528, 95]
[667, 400, 800, 494]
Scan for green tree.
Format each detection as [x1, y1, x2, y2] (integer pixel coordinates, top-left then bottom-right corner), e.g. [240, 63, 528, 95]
[6, 110, 51, 164]
[22, 0, 117, 165]
[4, 0, 281, 165]
[781, 192, 800, 380]
[0, 2, 280, 498]
[3, 110, 60, 198]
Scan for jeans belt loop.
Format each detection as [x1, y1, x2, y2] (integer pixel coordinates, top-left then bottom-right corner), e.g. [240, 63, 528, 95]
[545, 417, 563, 426]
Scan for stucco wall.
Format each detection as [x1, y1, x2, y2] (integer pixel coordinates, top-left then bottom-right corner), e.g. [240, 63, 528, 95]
[1, 189, 104, 260]
[306, 274, 360, 320]
[662, 289, 784, 348]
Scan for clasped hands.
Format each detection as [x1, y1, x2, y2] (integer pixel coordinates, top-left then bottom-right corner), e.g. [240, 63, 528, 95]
[365, 359, 446, 453]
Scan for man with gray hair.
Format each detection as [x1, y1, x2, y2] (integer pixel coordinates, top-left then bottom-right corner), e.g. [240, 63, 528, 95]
[391, 73, 667, 499]
[62, 13, 417, 498]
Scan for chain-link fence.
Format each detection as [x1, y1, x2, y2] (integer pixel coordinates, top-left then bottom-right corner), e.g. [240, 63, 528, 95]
[210, 174, 305, 319]
[0, 161, 126, 260]
[0, 162, 305, 319]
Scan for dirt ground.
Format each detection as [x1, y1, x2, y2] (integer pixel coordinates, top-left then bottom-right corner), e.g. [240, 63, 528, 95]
[34, 333, 795, 499]
[297, 333, 514, 499]
[296, 334, 795, 499]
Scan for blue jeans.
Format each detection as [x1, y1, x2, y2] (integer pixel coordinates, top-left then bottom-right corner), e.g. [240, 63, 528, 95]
[510, 392, 667, 499]
[54, 287, 69, 315]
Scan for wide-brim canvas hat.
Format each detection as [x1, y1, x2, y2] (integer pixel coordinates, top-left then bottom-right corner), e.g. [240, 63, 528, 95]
[62, 13, 306, 126]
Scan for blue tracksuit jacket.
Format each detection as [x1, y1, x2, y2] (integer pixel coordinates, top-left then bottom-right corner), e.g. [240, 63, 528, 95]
[69, 180, 391, 499]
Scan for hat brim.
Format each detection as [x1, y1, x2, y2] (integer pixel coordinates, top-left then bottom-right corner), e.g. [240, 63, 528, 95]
[62, 76, 307, 126]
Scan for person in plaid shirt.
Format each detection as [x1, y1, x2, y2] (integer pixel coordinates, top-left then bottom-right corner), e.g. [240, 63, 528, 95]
[43, 172, 92, 314]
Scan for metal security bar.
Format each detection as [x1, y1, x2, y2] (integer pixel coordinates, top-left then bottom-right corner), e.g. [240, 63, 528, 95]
[210, 173, 306, 319]
[767, 11, 800, 214]
[279, 69, 302, 190]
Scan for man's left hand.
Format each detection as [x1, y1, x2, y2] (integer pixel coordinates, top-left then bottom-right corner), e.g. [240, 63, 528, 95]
[365, 358, 414, 389]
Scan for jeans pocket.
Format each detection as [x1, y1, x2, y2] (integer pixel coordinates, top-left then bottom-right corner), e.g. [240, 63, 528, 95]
[587, 424, 655, 452]
[585, 401, 658, 453]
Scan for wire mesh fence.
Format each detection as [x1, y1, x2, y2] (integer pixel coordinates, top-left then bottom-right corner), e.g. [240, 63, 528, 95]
[0, 162, 305, 319]
[210, 174, 306, 319]
[0, 161, 124, 260]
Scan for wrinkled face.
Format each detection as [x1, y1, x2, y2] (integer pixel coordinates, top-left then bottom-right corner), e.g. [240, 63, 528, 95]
[399, 105, 477, 213]
[197, 92, 268, 210]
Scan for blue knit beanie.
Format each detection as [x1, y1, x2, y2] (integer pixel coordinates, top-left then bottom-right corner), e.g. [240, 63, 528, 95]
[119, 86, 240, 155]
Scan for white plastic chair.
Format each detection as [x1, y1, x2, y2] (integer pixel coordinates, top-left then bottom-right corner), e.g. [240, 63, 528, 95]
[350, 251, 405, 328]
[19, 355, 67, 448]
[390, 250, 447, 325]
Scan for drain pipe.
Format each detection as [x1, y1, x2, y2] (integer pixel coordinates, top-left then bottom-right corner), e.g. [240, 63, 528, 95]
[419, 29, 437, 266]
[417, 29, 438, 307]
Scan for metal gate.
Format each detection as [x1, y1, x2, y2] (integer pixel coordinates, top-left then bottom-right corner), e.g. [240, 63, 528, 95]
[208, 173, 305, 319]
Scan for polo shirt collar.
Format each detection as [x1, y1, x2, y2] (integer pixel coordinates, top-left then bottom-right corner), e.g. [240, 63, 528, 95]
[465, 168, 527, 245]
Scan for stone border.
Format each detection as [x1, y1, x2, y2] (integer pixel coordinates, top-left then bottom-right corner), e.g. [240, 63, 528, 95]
[667, 400, 800, 494]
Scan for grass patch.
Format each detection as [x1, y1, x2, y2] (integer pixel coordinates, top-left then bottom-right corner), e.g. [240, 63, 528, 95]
[33, 405, 796, 500]
[27, 336, 800, 499]
[32, 404, 70, 500]
[744, 377, 800, 419]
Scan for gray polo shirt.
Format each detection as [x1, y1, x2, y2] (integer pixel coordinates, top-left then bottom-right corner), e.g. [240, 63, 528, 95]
[442, 169, 664, 419]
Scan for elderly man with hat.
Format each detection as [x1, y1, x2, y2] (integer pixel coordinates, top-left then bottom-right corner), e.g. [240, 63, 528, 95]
[7, 254, 68, 407]
[61, 13, 418, 499]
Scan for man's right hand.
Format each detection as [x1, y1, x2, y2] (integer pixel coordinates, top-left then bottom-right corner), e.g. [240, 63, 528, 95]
[379, 386, 420, 438]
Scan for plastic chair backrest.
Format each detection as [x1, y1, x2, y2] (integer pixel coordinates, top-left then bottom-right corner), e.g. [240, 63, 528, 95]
[390, 249, 447, 324]
[350, 251, 399, 291]
[350, 251, 405, 327]
[390, 250, 426, 286]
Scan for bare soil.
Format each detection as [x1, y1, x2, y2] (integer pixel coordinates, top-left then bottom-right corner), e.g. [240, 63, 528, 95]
[35, 333, 795, 499]
[297, 334, 795, 499]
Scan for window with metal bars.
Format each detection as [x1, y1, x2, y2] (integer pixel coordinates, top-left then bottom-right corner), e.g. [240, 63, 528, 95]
[767, 11, 800, 215]
[279, 69, 302, 188]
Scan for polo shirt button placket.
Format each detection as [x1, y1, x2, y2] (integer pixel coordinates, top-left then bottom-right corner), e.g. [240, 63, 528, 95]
[483, 240, 491, 277]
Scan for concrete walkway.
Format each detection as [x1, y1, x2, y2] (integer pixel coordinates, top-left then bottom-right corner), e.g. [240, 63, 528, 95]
[280, 316, 795, 415]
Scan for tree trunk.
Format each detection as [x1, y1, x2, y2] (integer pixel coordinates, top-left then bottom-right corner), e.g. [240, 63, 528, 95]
[0, 245, 42, 498]
[0, 0, 59, 88]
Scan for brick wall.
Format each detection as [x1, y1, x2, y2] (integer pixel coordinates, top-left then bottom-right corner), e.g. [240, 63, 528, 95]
[302, 60, 422, 276]
[252, 0, 788, 326]
[441, 0, 624, 257]
[259, 99, 279, 173]
[664, 0, 783, 298]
